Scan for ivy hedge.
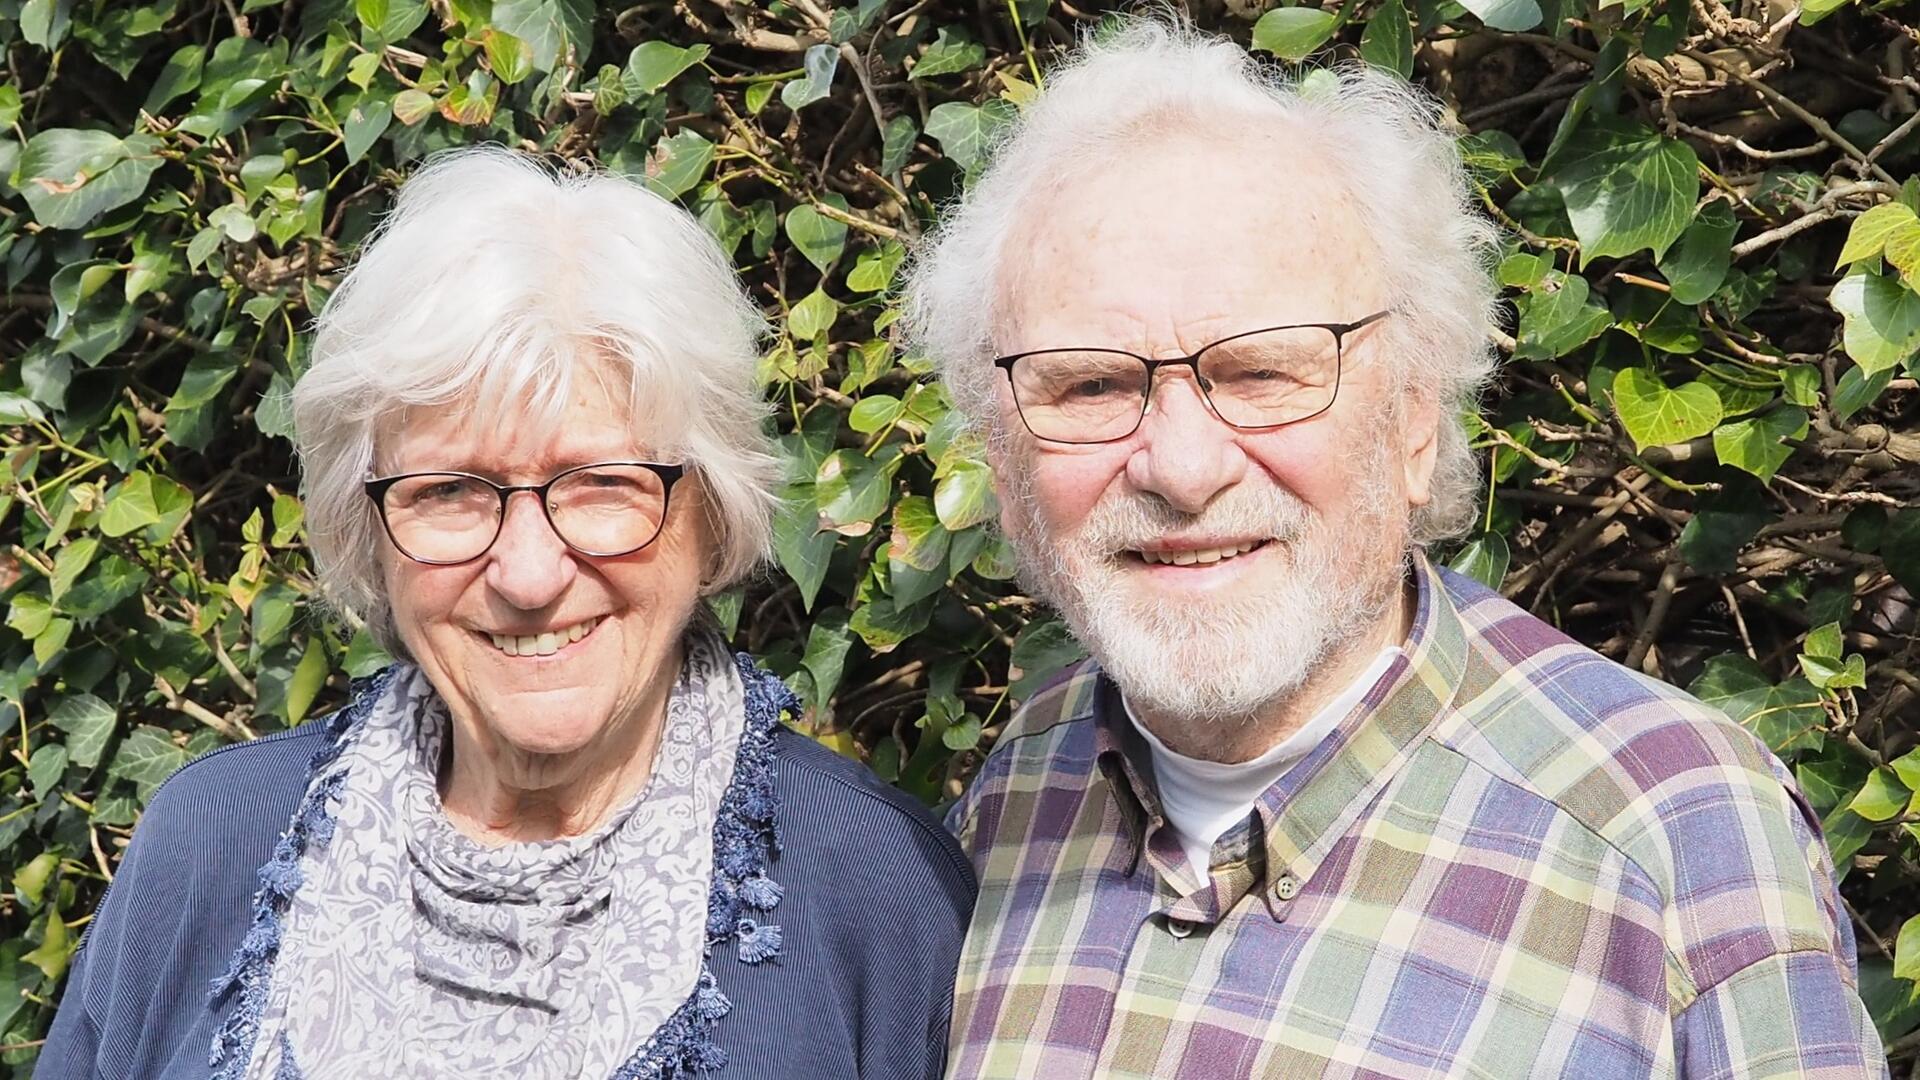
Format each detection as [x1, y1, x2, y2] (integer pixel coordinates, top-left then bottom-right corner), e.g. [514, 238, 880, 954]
[1, 0, 1918, 1071]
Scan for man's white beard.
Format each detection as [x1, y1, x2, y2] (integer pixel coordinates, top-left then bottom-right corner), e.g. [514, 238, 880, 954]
[1004, 447, 1407, 731]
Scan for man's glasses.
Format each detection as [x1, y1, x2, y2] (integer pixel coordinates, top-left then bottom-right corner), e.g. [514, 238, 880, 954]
[992, 311, 1391, 445]
[364, 462, 686, 565]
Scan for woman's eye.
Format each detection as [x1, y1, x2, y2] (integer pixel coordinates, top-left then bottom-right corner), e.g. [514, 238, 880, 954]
[419, 481, 470, 501]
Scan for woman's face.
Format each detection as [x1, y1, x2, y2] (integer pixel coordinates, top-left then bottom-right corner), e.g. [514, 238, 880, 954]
[375, 383, 711, 775]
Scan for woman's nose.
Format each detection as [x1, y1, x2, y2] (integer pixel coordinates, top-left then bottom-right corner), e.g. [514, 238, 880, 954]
[483, 492, 577, 609]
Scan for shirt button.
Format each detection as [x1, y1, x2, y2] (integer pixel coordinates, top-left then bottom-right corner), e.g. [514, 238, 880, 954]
[1273, 874, 1300, 901]
[1166, 918, 1195, 939]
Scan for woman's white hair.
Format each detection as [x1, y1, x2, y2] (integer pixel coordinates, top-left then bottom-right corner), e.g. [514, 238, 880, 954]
[901, 17, 1501, 543]
[294, 146, 778, 647]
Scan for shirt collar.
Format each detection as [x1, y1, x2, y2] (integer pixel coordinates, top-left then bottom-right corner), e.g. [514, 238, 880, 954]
[1091, 553, 1471, 911]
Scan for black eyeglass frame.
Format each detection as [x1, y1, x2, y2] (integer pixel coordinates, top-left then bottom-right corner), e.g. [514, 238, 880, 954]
[363, 461, 688, 565]
[990, 310, 1393, 445]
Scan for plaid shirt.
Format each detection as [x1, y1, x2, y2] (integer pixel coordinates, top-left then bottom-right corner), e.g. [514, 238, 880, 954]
[946, 558, 1887, 1079]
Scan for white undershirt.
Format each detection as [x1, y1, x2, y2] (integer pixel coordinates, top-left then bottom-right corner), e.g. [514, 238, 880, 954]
[1124, 646, 1402, 880]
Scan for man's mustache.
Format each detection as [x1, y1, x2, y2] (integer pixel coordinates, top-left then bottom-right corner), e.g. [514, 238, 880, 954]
[1071, 487, 1314, 556]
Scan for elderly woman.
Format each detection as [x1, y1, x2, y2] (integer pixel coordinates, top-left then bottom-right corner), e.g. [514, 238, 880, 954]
[36, 148, 973, 1080]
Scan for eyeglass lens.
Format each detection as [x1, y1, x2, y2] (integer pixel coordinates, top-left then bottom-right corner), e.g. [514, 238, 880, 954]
[378, 465, 672, 563]
[1007, 325, 1341, 443]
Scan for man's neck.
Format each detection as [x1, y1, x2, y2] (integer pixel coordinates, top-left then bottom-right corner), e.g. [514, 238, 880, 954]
[1138, 580, 1417, 764]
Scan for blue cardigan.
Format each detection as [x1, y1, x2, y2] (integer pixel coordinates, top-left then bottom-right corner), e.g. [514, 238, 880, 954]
[35, 709, 974, 1080]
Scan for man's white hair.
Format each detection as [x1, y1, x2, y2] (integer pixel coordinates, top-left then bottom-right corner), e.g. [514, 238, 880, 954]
[293, 146, 778, 648]
[902, 18, 1501, 543]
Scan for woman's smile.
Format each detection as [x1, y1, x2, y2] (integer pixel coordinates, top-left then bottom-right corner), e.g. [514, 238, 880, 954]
[479, 615, 604, 657]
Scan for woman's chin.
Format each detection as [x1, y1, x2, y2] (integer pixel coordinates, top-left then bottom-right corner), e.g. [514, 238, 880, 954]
[477, 700, 618, 761]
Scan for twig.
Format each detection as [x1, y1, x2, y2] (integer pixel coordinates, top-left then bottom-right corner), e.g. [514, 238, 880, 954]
[1625, 553, 1681, 673]
[1672, 120, 1828, 161]
[1683, 49, 1901, 186]
[1729, 206, 1853, 257]
[153, 676, 256, 741]
[211, 626, 259, 700]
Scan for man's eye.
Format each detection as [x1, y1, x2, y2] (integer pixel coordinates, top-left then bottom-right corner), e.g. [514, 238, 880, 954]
[1068, 378, 1117, 397]
[582, 472, 638, 489]
[418, 481, 471, 501]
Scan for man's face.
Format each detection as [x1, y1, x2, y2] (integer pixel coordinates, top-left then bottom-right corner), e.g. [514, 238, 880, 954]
[989, 131, 1439, 744]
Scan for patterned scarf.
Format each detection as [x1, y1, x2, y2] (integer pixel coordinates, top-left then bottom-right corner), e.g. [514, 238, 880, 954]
[207, 628, 794, 1080]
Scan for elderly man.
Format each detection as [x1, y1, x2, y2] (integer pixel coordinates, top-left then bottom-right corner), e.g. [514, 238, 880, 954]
[903, 20, 1887, 1080]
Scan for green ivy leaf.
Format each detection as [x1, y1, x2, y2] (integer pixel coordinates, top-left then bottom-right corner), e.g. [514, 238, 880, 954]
[107, 724, 188, 799]
[1251, 7, 1341, 60]
[924, 100, 1013, 173]
[1780, 364, 1821, 407]
[645, 130, 713, 199]
[1514, 271, 1612, 360]
[1548, 116, 1699, 265]
[623, 40, 710, 97]
[1010, 618, 1088, 700]
[12, 129, 166, 230]
[780, 43, 839, 110]
[847, 240, 905, 293]
[144, 45, 206, 113]
[12, 853, 58, 909]
[1892, 749, 1920, 793]
[1829, 270, 1920, 375]
[773, 494, 836, 611]
[881, 115, 918, 176]
[911, 26, 987, 79]
[788, 288, 841, 341]
[1359, 0, 1412, 78]
[27, 744, 68, 799]
[1848, 768, 1911, 822]
[20, 0, 73, 48]
[1894, 913, 1920, 983]
[49, 693, 117, 768]
[1690, 654, 1826, 754]
[933, 458, 997, 532]
[1711, 404, 1806, 482]
[848, 394, 905, 434]
[785, 201, 849, 273]
[800, 609, 855, 708]
[816, 448, 899, 534]
[1834, 202, 1920, 268]
[12, 593, 59, 642]
[1610, 368, 1723, 449]
[392, 89, 435, 125]
[1832, 365, 1893, 423]
[1457, 0, 1543, 30]
[99, 472, 164, 537]
[482, 28, 536, 85]
[284, 636, 330, 725]
[491, 0, 593, 72]
[1656, 198, 1737, 304]
[339, 98, 393, 168]
[1447, 532, 1511, 589]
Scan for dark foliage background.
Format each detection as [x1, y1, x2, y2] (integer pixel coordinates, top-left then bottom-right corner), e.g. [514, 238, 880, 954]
[1, 0, 1918, 1071]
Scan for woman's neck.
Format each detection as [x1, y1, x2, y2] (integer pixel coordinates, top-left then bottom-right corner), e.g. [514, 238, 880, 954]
[437, 655, 679, 846]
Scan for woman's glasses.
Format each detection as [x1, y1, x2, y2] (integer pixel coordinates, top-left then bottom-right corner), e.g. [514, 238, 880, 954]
[363, 462, 686, 565]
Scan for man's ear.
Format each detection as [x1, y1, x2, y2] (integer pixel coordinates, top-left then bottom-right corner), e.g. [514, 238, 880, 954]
[1399, 392, 1442, 509]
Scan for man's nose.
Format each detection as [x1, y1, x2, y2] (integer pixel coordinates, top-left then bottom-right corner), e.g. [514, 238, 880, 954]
[483, 492, 577, 609]
[1124, 373, 1249, 514]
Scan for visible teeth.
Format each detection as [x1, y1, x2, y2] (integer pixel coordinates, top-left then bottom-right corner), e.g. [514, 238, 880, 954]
[1140, 542, 1259, 566]
[486, 617, 598, 656]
